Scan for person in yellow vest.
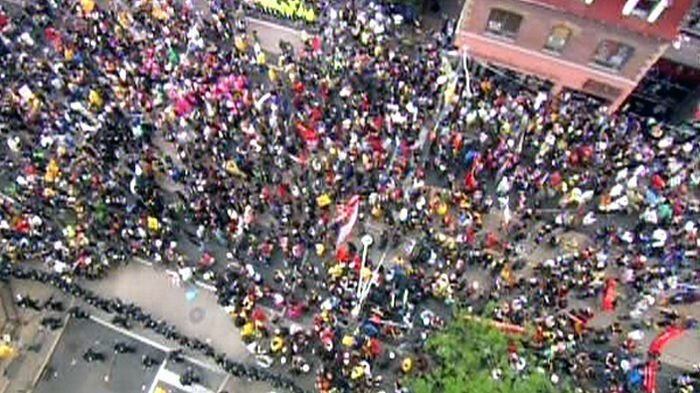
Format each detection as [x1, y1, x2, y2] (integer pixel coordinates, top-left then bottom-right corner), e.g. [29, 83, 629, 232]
[64, 46, 75, 61]
[316, 194, 332, 208]
[436, 200, 448, 216]
[401, 357, 413, 374]
[234, 35, 248, 53]
[0, 344, 16, 359]
[256, 49, 267, 66]
[341, 335, 355, 348]
[45, 159, 61, 183]
[80, 0, 95, 14]
[147, 216, 160, 232]
[268, 67, 278, 83]
[225, 160, 247, 179]
[241, 321, 256, 341]
[88, 89, 103, 109]
[315, 243, 325, 257]
[371, 204, 383, 218]
[271, 335, 285, 353]
[328, 263, 344, 280]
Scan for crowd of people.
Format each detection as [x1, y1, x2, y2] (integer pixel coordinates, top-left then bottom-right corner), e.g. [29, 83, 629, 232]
[1, 0, 699, 392]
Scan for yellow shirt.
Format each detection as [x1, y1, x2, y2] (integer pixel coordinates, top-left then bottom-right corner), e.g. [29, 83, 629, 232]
[88, 90, 103, 109]
[80, 0, 95, 14]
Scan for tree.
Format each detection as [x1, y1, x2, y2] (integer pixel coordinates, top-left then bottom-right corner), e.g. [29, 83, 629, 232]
[409, 317, 567, 393]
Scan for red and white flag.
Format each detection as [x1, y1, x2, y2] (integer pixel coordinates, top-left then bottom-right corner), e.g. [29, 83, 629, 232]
[336, 195, 360, 248]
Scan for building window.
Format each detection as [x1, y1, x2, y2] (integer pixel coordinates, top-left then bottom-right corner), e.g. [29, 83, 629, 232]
[486, 9, 523, 39]
[544, 25, 572, 53]
[592, 40, 635, 70]
[622, 0, 669, 23]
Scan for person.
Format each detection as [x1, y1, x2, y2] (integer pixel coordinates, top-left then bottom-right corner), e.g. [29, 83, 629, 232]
[1, 0, 699, 391]
[83, 348, 105, 362]
[141, 354, 159, 368]
[113, 342, 136, 354]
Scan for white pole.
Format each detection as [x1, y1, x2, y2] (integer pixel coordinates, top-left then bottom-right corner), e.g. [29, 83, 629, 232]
[455, 1, 467, 37]
[356, 243, 368, 298]
[355, 235, 374, 300]
[463, 51, 473, 99]
[353, 250, 388, 318]
[360, 249, 388, 301]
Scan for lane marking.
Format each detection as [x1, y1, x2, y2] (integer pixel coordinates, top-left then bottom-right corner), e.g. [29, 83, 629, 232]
[147, 359, 168, 393]
[88, 316, 221, 374]
[214, 374, 231, 393]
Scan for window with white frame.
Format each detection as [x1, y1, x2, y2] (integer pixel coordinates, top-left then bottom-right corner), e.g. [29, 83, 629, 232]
[622, 0, 670, 23]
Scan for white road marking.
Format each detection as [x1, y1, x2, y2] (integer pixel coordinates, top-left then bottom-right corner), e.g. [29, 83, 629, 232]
[214, 374, 231, 393]
[154, 367, 213, 393]
[88, 315, 221, 374]
[147, 359, 168, 393]
[245, 17, 302, 36]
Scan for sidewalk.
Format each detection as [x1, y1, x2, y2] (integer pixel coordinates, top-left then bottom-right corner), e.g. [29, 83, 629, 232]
[1, 280, 73, 393]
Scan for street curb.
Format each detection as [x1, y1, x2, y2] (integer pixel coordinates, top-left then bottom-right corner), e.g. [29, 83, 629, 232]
[246, 16, 303, 37]
[134, 258, 216, 293]
[29, 306, 73, 389]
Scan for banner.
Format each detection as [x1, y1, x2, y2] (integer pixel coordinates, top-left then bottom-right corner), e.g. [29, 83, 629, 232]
[336, 195, 360, 248]
[253, 0, 317, 23]
[648, 325, 685, 356]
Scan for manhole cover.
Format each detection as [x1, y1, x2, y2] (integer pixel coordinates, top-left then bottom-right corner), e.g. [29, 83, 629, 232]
[189, 307, 205, 324]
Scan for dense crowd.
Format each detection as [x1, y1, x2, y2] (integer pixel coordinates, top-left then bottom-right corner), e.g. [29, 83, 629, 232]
[1, 0, 699, 392]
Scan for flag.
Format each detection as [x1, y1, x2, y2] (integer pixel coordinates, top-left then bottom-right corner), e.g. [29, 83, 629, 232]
[336, 195, 360, 248]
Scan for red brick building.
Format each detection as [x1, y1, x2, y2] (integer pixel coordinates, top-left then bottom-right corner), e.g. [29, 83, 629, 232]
[455, 0, 696, 111]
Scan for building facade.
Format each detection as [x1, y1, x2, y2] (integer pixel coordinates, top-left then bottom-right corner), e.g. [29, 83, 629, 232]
[455, 0, 695, 111]
[626, 1, 700, 122]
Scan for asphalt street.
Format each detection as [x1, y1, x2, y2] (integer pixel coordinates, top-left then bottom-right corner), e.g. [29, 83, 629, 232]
[33, 317, 228, 393]
[34, 317, 168, 393]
